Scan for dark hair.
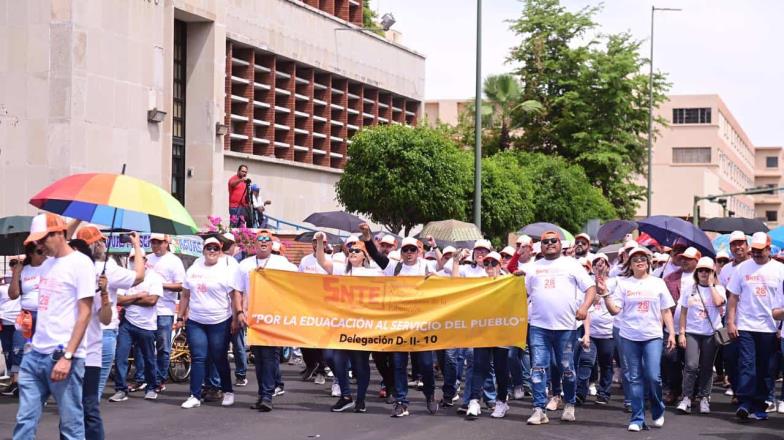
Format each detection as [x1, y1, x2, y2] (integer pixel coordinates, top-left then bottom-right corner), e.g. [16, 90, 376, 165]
[692, 265, 714, 286]
[621, 253, 651, 277]
[23, 242, 38, 266]
[69, 239, 95, 262]
[237, 164, 248, 172]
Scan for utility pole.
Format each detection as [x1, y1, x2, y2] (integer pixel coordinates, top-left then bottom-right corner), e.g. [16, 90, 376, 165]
[473, 0, 482, 230]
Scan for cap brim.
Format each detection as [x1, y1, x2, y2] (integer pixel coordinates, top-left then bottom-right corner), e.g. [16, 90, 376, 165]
[24, 231, 48, 245]
[750, 244, 769, 250]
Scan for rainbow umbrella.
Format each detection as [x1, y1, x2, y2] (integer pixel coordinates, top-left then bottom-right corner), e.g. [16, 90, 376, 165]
[29, 173, 198, 234]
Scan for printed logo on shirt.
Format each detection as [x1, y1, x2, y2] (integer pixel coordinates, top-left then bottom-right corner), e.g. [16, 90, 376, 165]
[544, 278, 555, 289]
[755, 286, 768, 297]
[636, 301, 650, 313]
[37, 277, 60, 312]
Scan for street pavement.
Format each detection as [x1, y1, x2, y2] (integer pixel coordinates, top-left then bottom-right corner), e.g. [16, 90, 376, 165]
[1, 362, 783, 440]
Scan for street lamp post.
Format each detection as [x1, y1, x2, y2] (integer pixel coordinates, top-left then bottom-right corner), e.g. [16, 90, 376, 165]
[646, 6, 681, 217]
[473, 0, 482, 230]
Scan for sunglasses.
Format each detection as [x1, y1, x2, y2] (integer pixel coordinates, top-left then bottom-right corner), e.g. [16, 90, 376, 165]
[401, 246, 418, 254]
[696, 268, 713, 273]
[349, 248, 364, 255]
[630, 255, 648, 263]
[483, 259, 500, 267]
[501, 254, 513, 259]
[204, 245, 221, 252]
[257, 236, 272, 243]
[541, 238, 559, 245]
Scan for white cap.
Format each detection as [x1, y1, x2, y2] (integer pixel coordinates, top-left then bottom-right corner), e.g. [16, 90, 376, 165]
[591, 253, 608, 264]
[442, 246, 456, 256]
[575, 233, 591, 243]
[696, 256, 715, 271]
[222, 232, 236, 243]
[203, 237, 221, 247]
[332, 252, 346, 264]
[388, 250, 401, 261]
[656, 253, 670, 263]
[473, 239, 493, 251]
[272, 241, 282, 252]
[679, 247, 701, 260]
[150, 233, 168, 242]
[424, 250, 438, 260]
[623, 240, 637, 251]
[345, 235, 359, 245]
[562, 240, 573, 249]
[729, 230, 747, 244]
[532, 242, 541, 254]
[629, 246, 652, 258]
[516, 235, 532, 246]
[716, 250, 730, 260]
[381, 235, 396, 245]
[500, 246, 516, 257]
[401, 237, 419, 248]
[750, 232, 771, 250]
[485, 251, 502, 263]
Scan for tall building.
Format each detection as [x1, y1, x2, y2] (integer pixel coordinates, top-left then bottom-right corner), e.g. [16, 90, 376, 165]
[754, 145, 784, 227]
[0, 0, 425, 227]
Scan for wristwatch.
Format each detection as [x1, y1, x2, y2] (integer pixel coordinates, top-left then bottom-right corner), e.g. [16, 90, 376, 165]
[64, 351, 74, 361]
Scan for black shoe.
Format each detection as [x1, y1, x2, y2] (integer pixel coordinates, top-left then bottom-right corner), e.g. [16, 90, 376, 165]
[439, 397, 454, 408]
[354, 401, 367, 413]
[1, 383, 19, 397]
[331, 396, 355, 412]
[623, 403, 632, 413]
[127, 382, 147, 393]
[392, 403, 409, 417]
[596, 395, 609, 405]
[457, 404, 468, 414]
[575, 394, 585, 406]
[251, 398, 273, 412]
[426, 395, 439, 415]
[385, 394, 396, 405]
[300, 366, 316, 381]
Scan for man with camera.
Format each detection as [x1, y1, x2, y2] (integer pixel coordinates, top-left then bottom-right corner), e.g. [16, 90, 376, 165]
[228, 165, 252, 227]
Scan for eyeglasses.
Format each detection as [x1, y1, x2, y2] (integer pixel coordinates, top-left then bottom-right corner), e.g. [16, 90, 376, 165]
[349, 248, 364, 255]
[630, 255, 648, 263]
[401, 246, 418, 254]
[501, 254, 513, 259]
[257, 236, 272, 243]
[204, 245, 221, 252]
[483, 260, 500, 267]
[696, 268, 713, 273]
[541, 238, 559, 245]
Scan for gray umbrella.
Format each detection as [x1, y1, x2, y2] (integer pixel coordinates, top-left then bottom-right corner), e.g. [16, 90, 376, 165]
[295, 231, 344, 247]
[518, 222, 567, 240]
[303, 211, 367, 233]
[0, 216, 34, 256]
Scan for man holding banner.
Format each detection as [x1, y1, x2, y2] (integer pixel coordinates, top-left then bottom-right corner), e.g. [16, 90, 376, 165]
[525, 230, 596, 425]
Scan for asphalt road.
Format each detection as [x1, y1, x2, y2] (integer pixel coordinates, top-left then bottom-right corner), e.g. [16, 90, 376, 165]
[1, 363, 783, 440]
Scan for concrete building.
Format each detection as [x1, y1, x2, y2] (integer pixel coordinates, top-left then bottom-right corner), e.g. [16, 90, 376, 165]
[0, 0, 425, 228]
[754, 145, 784, 227]
[424, 99, 468, 127]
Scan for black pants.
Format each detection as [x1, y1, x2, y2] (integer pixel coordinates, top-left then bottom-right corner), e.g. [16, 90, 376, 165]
[372, 351, 395, 392]
[59, 366, 103, 440]
[301, 348, 326, 374]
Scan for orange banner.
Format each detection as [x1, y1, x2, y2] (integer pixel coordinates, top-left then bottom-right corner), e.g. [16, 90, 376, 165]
[247, 269, 527, 351]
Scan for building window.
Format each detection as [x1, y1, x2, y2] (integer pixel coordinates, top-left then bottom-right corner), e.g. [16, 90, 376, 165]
[766, 156, 779, 168]
[672, 147, 711, 164]
[171, 20, 186, 205]
[672, 107, 711, 124]
[766, 210, 778, 222]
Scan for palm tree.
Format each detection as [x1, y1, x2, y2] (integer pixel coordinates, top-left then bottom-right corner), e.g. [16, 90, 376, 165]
[482, 74, 543, 150]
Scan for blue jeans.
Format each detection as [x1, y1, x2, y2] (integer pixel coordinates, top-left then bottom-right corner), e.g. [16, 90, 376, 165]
[440, 348, 459, 400]
[472, 347, 510, 402]
[232, 328, 248, 378]
[97, 329, 117, 397]
[461, 348, 496, 405]
[613, 327, 631, 405]
[393, 351, 435, 405]
[155, 315, 174, 384]
[529, 326, 577, 409]
[115, 319, 157, 392]
[0, 324, 19, 374]
[14, 351, 86, 440]
[186, 319, 233, 398]
[621, 337, 664, 427]
[508, 347, 528, 390]
[736, 331, 777, 412]
[577, 337, 615, 399]
[333, 350, 371, 402]
[251, 346, 278, 402]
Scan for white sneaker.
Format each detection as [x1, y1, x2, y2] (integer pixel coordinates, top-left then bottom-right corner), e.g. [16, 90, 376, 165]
[466, 399, 481, 419]
[331, 383, 341, 397]
[545, 395, 562, 411]
[108, 391, 128, 402]
[181, 396, 201, 409]
[273, 386, 285, 397]
[628, 423, 641, 432]
[653, 416, 664, 428]
[144, 390, 158, 400]
[588, 383, 597, 396]
[561, 403, 575, 422]
[490, 401, 509, 418]
[724, 388, 734, 396]
[777, 401, 784, 414]
[222, 392, 235, 407]
[699, 397, 710, 414]
[766, 401, 776, 413]
[677, 396, 691, 414]
[513, 385, 525, 400]
[526, 407, 549, 425]
[314, 373, 326, 385]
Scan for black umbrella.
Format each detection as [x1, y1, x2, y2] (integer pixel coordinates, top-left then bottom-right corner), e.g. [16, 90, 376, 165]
[295, 231, 344, 247]
[0, 216, 34, 255]
[597, 220, 637, 245]
[518, 222, 568, 240]
[700, 217, 769, 235]
[303, 211, 367, 233]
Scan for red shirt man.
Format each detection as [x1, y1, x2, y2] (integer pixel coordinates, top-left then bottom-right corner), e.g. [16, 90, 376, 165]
[228, 165, 249, 208]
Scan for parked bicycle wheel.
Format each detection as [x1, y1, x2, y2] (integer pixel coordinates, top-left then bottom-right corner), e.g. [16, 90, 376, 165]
[169, 327, 191, 383]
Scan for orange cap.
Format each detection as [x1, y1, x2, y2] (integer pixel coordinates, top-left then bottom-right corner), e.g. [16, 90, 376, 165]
[24, 213, 67, 244]
[541, 230, 561, 241]
[76, 226, 106, 245]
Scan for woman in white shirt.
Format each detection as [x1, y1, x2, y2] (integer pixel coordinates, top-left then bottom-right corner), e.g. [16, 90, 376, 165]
[314, 232, 381, 413]
[600, 247, 675, 432]
[179, 237, 244, 409]
[676, 257, 726, 415]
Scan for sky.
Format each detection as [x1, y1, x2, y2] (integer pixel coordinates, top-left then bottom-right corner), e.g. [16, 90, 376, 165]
[369, 0, 783, 146]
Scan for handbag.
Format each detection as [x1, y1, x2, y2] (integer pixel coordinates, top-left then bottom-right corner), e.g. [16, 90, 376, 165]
[694, 285, 731, 346]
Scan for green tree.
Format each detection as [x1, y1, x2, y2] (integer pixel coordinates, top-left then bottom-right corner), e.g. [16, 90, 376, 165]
[482, 74, 543, 151]
[478, 154, 536, 245]
[336, 125, 471, 235]
[362, 0, 384, 35]
[508, 0, 669, 218]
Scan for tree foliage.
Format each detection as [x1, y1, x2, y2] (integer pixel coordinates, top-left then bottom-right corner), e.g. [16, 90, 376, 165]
[362, 0, 384, 35]
[508, 0, 670, 218]
[335, 125, 471, 235]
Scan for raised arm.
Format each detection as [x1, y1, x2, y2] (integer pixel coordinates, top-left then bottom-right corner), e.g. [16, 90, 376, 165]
[314, 232, 334, 274]
[359, 223, 389, 269]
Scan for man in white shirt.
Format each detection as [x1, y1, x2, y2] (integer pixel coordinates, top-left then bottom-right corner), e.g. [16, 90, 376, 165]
[14, 214, 96, 440]
[239, 231, 297, 412]
[726, 232, 784, 420]
[524, 230, 596, 425]
[573, 233, 594, 261]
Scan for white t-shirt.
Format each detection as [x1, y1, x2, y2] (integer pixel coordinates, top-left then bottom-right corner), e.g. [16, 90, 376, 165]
[32, 251, 96, 357]
[662, 260, 680, 279]
[120, 272, 164, 331]
[525, 256, 596, 331]
[85, 291, 104, 367]
[727, 259, 784, 333]
[146, 252, 186, 317]
[94, 259, 136, 330]
[20, 263, 48, 311]
[612, 276, 675, 341]
[588, 299, 614, 339]
[679, 285, 726, 336]
[383, 259, 431, 277]
[719, 261, 742, 288]
[517, 260, 535, 275]
[184, 257, 242, 325]
[238, 254, 298, 294]
[298, 253, 329, 274]
[333, 263, 383, 277]
[673, 271, 696, 331]
[0, 284, 20, 325]
[458, 264, 490, 278]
